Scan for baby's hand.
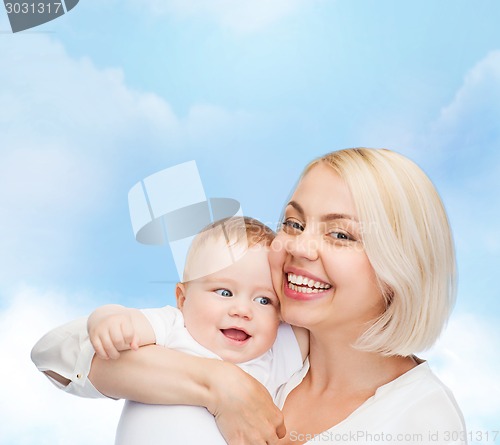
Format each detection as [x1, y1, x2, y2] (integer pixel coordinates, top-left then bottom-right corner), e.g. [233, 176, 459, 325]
[87, 305, 140, 360]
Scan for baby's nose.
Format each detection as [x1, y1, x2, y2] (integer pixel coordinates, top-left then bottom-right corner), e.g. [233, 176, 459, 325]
[228, 300, 253, 319]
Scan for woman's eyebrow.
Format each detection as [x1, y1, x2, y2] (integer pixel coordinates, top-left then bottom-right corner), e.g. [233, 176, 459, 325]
[286, 201, 305, 217]
[287, 201, 358, 222]
[321, 213, 358, 223]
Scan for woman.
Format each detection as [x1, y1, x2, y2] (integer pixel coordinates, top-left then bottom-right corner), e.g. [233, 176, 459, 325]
[33, 148, 465, 444]
[266, 149, 464, 443]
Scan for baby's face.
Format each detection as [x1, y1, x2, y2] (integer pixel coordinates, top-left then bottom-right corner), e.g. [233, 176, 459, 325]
[178, 245, 280, 363]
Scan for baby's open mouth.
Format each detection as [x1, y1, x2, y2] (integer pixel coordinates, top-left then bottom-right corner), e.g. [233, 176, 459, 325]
[221, 328, 251, 342]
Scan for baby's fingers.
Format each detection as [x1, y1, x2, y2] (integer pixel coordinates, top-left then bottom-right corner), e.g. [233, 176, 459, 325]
[129, 334, 140, 351]
[101, 329, 123, 360]
[120, 322, 138, 350]
[90, 335, 110, 360]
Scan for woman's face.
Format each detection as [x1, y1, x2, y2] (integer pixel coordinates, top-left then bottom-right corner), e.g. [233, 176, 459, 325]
[270, 163, 385, 334]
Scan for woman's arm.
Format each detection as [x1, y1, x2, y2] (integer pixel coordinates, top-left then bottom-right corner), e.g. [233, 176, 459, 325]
[32, 315, 286, 443]
[90, 345, 286, 444]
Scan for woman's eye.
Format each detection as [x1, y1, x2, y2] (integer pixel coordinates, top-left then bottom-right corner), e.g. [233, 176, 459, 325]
[254, 296, 271, 305]
[329, 231, 351, 241]
[282, 219, 304, 233]
[215, 289, 233, 297]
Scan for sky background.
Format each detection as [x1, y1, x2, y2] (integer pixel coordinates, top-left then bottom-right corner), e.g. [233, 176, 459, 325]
[1, 1, 499, 444]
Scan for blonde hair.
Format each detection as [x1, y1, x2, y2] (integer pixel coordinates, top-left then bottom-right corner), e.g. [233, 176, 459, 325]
[183, 216, 275, 282]
[304, 148, 456, 356]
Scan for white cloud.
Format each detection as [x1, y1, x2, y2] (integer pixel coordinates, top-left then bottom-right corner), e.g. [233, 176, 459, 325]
[436, 50, 500, 139]
[0, 36, 179, 150]
[420, 51, 500, 169]
[424, 52, 500, 256]
[0, 35, 260, 287]
[0, 35, 178, 285]
[130, 0, 315, 33]
[0, 146, 104, 280]
[0, 286, 122, 445]
[425, 312, 500, 434]
[356, 51, 500, 173]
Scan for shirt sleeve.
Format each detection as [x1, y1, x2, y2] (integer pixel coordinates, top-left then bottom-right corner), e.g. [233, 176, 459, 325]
[31, 317, 106, 398]
[140, 306, 181, 347]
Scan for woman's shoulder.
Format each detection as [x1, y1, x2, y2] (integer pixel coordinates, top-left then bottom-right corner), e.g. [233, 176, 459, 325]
[372, 360, 466, 431]
[376, 360, 456, 400]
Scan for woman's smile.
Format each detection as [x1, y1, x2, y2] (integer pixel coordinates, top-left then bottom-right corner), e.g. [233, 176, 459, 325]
[283, 266, 333, 300]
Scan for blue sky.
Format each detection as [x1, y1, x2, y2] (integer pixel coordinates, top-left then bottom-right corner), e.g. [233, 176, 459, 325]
[1, 1, 499, 444]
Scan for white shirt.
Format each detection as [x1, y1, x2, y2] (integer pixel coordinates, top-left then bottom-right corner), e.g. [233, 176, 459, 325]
[31, 306, 303, 444]
[274, 359, 467, 445]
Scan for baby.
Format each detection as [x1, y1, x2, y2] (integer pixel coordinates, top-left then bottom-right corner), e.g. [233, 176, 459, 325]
[32, 216, 308, 445]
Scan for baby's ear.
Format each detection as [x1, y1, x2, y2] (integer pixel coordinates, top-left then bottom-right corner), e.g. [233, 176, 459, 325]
[175, 283, 187, 311]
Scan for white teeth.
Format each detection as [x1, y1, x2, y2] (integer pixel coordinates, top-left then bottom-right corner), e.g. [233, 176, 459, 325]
[287, 273, 331, 291]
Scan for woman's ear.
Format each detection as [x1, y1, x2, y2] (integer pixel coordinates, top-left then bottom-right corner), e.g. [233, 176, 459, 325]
[175, 282, 187, 311]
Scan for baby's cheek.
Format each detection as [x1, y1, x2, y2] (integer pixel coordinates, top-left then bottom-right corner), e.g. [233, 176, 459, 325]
[266, 314, 281, 341]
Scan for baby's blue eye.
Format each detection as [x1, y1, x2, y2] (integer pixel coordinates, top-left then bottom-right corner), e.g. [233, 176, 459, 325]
[215, 289, 233, 297]
[255, 296, 271, 305]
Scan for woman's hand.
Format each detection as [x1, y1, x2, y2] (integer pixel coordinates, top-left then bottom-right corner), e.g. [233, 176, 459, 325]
[207, 361, 286, 445]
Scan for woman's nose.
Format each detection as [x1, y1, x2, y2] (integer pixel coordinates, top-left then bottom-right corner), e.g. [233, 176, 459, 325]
[279, 231, 320, 261]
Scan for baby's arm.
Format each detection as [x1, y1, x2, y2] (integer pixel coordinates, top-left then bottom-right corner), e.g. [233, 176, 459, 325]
[292, 325, 310, 361]
[87, 304, 155, 360]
